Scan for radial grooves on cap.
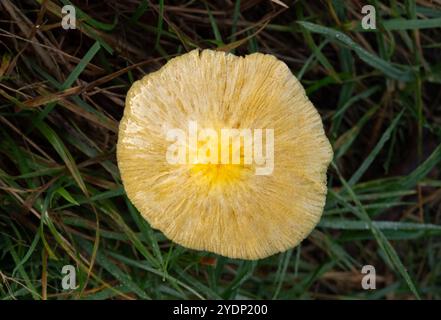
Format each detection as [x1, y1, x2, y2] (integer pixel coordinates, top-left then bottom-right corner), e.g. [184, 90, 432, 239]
[117, 49, 333, 260]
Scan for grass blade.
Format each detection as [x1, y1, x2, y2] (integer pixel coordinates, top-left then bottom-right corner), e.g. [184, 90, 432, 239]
[298, 21, 415, 81]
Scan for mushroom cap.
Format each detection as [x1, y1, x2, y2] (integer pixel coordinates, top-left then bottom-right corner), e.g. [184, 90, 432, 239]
[117, 49, 333, 260]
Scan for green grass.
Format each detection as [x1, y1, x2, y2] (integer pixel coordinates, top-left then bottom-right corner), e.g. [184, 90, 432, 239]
[0, 0, 440, 300]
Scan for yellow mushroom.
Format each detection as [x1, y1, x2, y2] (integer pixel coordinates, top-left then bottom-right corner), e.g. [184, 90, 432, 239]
[117, 49, 333, 260]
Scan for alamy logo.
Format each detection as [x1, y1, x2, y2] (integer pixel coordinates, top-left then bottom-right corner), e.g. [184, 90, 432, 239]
[61, 5, 76, 30]
[361, 265, 376, 290]
[361, 5, 376, 30]
[61, 264, 77, 290]
[166, 121, 274, 175]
